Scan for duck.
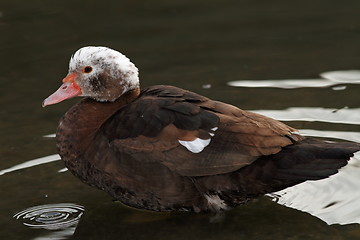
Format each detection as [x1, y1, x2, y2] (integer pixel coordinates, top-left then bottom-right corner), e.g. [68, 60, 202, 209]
[43, 46, 360, 212]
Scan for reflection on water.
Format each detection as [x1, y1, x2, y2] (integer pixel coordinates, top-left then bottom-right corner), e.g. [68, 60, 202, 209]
[321, 70, 360, 83]
[228, 78, 336, 89]
[43, 134, 56, 138]
[72, 200, 346, 240]
[252, 107, 360, 125]
[263, 105, 360, 225]
[300, 129, 360, 143]
[13, 203, 84, 230]
[29, 227, 77, 240]
[270, 153, 360, 225]
[331, 85, 347, 91]
[0, 154, 60, 176]
[228, 70, 360, 89]
[269, 116, 360, 224]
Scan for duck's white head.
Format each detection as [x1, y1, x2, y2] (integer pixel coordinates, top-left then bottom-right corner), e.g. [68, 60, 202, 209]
[43, 46, 139, 107]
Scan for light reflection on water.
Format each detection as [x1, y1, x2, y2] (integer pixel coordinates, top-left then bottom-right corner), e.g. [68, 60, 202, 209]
[269, 152, 360, 225]
[30, 227, 77, 240]
[0, 154, 60, 176]
[228, 70, 360, 89]
[300, 129, 360, 143]
[321, 70, 360, 83]
[228, 78, 336, 89]
[252, 107, 360, 125]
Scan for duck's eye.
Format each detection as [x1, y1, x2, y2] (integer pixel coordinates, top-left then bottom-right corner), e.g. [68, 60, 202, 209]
[83, 66, 93, 73]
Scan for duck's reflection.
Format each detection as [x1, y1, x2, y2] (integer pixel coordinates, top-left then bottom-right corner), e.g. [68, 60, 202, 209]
[71, 199, 358, 240]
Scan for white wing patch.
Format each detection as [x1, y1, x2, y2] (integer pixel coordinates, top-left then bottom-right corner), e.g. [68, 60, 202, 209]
[178, 127, 218, 153]
[179, 138, 211, 153]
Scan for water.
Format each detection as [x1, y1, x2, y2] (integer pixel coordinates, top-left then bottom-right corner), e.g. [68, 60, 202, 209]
[1, 0, 360, 239]
[13, 203, 84, 230]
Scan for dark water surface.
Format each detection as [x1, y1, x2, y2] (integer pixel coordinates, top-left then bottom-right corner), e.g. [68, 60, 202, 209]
[1, 0, 360, 239]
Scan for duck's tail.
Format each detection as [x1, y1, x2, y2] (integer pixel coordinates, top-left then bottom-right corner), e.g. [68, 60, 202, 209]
[272, 138, 359, 181]
[242, 138, 360, 195]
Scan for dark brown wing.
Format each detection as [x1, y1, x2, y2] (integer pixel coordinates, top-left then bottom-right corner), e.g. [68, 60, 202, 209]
[101, 85, 304, 176]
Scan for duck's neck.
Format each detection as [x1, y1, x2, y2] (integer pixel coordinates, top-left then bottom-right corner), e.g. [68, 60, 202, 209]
[56, 87, 140, 165]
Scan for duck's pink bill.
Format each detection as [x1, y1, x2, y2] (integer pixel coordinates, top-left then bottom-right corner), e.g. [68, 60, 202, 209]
[42, 81, 82, 107]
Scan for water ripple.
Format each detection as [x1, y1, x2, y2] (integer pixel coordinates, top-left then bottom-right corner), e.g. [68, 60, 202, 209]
[13, 203, 84, 230]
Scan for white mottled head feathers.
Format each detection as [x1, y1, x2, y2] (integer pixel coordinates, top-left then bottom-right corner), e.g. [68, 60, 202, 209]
[69, 46, 139, 101]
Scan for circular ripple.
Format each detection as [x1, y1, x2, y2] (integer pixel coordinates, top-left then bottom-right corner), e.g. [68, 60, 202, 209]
[13, 203, 84, 230]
